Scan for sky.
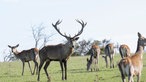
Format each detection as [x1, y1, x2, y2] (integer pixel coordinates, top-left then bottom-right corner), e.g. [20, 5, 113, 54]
[0, 0, 146, 61]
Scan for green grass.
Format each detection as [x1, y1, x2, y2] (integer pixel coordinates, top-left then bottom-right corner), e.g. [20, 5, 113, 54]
[0, 53, 146, 82]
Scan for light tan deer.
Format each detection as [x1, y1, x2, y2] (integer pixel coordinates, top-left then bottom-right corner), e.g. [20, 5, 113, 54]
[37, 20, 86, 81]
[87, 44, 100, 71]
[118, 32, 146, 82]
[8, 44, 39, 75]
[103, 43, 115, 68]
[119, 44, 131, 58]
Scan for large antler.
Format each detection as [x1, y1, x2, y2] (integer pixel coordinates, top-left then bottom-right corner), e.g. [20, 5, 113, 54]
[52, 20, 68, 38]
[73, 19, 87, 38]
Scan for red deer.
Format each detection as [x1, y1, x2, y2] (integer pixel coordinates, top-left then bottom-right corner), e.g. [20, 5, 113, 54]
[87, 45, 100, 71]
[103, 43, 115, 68]
[8, 44, 39, 75]
[119, 44, 131, 58]
[118, 32, 146, 82]
[37, 20, 86, 81]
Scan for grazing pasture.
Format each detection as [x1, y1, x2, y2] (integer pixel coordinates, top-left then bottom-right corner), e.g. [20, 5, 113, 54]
[0, 53, 146, 82]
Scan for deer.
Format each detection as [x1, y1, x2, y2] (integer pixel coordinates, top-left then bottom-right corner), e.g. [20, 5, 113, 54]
[118, 32, 146, 82]
[119, 44, 131, 58]
[37, 20, 86, 81]
[8, 44, 39, 75]
[87, 44, 100, 71]
[102, 43, 115, 68]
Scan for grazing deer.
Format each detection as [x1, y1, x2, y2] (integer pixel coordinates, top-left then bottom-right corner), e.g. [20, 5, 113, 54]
[119, 44, 131, 58]
[8, 44, 39, 75]
[37, 20, 86, 81]
[87, 45, 100, 71]
[103, 43, 115, 68]
[118, 32, 146, 82]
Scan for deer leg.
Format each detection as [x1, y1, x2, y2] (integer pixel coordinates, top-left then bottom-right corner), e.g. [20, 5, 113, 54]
[128, 75, 133, 82]
[121, 70, 126, 82]
[109, 56, 113, 68]
[22, 62, 25, 76]
[129, 66, 134, 82]
[37, 60, 45, 81]
[95, 59, 99, 71]
[97, 55, 99, 71]
[60, 61, 65, 80]
[137, 74, 141, 82]
[105, 56, 108, 68]
[128, 70, 134, 82]
[28, 62, 33, 75]
[44, 61, 51, 81]
[64, 61, 67, 80]
[111, 55, 114, 68]
[33, 60, 38, 75]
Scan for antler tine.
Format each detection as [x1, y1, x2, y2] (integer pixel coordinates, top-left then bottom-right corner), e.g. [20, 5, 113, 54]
[52, 20, 67, 38]
[76, 19, 87, 27]
[56, 20, 62, 25]
[73, 19, 87, 38]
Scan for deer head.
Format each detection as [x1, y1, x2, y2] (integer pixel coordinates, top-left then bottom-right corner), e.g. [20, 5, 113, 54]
[138, 32, 146, 47]
[8, 44, 19, 54]
[87, 58, 92, 71]
[52, 20, 87, 48]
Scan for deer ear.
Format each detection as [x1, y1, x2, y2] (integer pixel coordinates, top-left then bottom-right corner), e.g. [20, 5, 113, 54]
[16, 44, 19, 47]
[8, 45, 11, 48]
[138, 32, 142, 38]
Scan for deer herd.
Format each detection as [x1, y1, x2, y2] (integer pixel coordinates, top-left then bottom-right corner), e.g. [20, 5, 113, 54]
[7, 19, 146, 82]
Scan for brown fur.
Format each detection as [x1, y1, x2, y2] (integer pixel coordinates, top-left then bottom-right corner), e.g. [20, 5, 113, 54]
[104, 43, 115, 68]
[118, 32, 146, 82]
[119, 44, 131, 58]
[87, 45, 100, 71]
[118, 47, 143, 82]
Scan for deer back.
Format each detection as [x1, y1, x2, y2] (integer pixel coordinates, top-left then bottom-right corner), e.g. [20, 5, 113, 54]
[17, 48, 38, 62]
[39, 44, 73, 61]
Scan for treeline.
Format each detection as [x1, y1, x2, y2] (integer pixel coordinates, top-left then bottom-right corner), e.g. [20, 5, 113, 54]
[72, 39, 119, 56]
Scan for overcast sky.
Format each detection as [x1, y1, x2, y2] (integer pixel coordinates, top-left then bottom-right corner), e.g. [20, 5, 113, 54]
[0, 0, 146, 61]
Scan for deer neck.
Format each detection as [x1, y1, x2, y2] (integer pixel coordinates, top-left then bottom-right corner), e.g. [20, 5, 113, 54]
[135, 45, 144, 60]
[136, 42, 144, 53]
[64, 42, 74, 56]
[12, 49, 20, 56]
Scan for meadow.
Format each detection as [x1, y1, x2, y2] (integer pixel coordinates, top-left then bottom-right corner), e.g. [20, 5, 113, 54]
[0, 53, 146, 82]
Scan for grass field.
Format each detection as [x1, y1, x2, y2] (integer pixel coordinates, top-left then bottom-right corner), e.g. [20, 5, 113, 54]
[0, 53, 146, 82]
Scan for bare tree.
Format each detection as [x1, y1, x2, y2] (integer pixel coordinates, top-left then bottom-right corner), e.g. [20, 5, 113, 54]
[4, 51, 18, 62]
[42, 33, 55, 47]
[31, 24, 54, 48]
[75, 40, 92, 55]
[31, 24, 45, 48]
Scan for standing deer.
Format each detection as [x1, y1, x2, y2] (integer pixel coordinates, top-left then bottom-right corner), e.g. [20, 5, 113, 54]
[118, 32, 146, 82]
[37, 20, 86, 81]
[8, 44, 39, 75]
[103, 43, 115, 68]
[119, 44, 131, 58]
[87, 44, 100, 71]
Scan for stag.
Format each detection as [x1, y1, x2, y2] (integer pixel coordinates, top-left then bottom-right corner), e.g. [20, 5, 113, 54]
[119, 44, 130, 58]
[37, 20, 86, 81]
[103, 43, 115, 68]
[118, 32, 146, 82]
[87, 45, 100, 71]
[8, 44, 39, 75]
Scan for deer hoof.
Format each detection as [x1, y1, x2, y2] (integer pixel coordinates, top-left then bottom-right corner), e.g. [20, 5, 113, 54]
[47, 76, 51, 82]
